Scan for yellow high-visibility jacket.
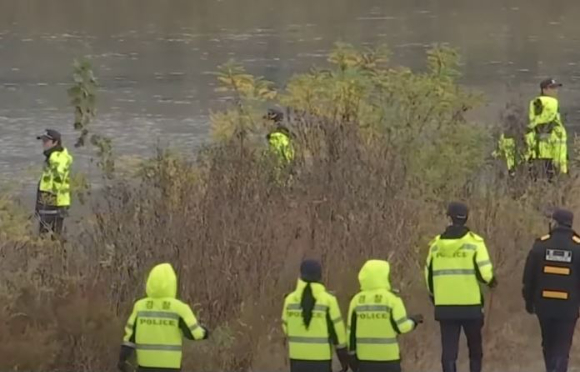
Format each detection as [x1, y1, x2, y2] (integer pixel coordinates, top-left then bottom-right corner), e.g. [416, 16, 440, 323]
[347, 260, 417, 362]
[282, 279, 347, 361]
[38, 147, 73, 208]
[425, 227, 494, 320]
[122, 263, 207, 369]
[528, 96, 568, 173]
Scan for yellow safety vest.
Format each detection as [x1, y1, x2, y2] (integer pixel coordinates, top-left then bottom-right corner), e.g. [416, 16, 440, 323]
[39, 147, 73, 207]
[347, 260, 416, 362]
[528, 96, 568, 173]
[268, 131, 295, 163]
[123, 263, 207, 369]
[282, 280, 347, 361]
[492, 135, 516, 171]
[425, 230, 494, 318]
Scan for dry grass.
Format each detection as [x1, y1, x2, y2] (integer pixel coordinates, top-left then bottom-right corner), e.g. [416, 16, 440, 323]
[1, 119, 579, 372]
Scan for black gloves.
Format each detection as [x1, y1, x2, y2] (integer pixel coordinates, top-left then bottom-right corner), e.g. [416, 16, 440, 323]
[488, 277, 498, 289]
[526, 302, 535, 315]
[201, 325, 210, 340]
[409, 314, 424, 327]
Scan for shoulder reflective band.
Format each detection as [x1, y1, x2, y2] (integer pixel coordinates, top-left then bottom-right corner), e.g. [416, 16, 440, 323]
[286, 304, 329, 312]
[546, 249, 572, 263]
[543, 266, 571, 275]
[287, 336, 330, 344]
[355, 305, 391, 312]
[542, 290, 569, 300]
[432, 269, 476, 276]
[356, 337, 398, 344]
[136, 344, 182, 351]
[137, 311, 180, 320]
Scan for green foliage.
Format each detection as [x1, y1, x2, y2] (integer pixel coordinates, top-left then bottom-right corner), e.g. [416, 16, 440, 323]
[213, 43, 488, 196]
[211, 60, 277, 143]
[68, 58, 115, 179]
[0, 191, 30, 241]
[68, 59, 97, 148]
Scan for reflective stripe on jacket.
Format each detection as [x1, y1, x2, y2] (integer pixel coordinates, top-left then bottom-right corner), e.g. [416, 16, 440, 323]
[123, 263, 207, 369]
[38, 147, 73, 207]
[282, 280, 347, 361]
[348, 260, 416, 362]
[425, 226, 494, 320]
[527, 96, 568, 173]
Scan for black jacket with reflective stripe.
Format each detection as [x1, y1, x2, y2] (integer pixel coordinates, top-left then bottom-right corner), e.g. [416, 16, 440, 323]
[522, 227, 580, 319]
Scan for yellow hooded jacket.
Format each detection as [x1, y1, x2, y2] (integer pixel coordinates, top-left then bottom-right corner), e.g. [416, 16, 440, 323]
[122, 263, 207, 369]
[347, 260, 416, 362]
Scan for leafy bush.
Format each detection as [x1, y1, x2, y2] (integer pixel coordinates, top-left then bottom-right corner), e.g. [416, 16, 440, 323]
[1, 44, 579, 372]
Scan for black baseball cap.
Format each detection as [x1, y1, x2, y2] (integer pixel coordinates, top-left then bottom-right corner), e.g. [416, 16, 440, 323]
[447, 202, 469, 221]
[540, 78, 563, 90]
[37, 129, 61, 142]
[265, 108, 284, 122]
[552, 208, 574, 227]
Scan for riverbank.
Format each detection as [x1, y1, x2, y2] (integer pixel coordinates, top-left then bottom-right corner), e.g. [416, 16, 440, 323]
[2, 44, 580, 371]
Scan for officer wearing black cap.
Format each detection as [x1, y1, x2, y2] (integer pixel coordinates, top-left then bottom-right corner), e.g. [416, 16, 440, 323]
[425, 202, 496, 372]
[265, 108, 295, 180]
[527, 78, 568, 179]
[36, 129, 73, 237]
[522, 208, 580, 372]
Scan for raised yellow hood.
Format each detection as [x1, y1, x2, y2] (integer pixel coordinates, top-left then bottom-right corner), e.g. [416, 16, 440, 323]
[358, 259, 391, 291]
[146, 263, 177, 299]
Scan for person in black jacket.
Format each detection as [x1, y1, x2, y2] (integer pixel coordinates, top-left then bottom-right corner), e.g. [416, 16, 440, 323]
[522, 208, 580, 372]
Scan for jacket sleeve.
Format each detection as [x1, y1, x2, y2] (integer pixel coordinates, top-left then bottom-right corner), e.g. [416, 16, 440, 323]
[474, 240, 494, 284]
[522, 244, 538, 305]
[49, 154, 70, 188]
[177, 302, 207, 340]
[328, 295, 347, 349]
[122, 303, 138, 347]
[281, 296, 289, 336]
[425, 240, 436, 295]
[346, 297, 357, 355]
[391, 296, 415, 334]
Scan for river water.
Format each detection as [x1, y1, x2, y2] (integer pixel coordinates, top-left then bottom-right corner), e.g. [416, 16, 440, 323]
[1, 0, 580, 188]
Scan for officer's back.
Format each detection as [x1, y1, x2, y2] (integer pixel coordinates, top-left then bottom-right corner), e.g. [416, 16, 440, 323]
[523, 210, 580, 318]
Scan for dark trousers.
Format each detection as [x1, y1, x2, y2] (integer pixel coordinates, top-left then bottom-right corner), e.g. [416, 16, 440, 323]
[439, 319, 483, 372]
[538, 317, 577, 372]
[38, 211, 65, 237]
[530, 159, 556, 181]
[290, 359, 331, 372]
[358, 360, 401, 372]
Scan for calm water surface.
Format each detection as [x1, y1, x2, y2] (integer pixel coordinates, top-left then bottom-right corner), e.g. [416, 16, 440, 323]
[1, 0, 580, 190]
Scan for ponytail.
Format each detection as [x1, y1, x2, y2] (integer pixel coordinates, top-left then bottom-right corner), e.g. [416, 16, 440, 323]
[300, 283, 316, 329]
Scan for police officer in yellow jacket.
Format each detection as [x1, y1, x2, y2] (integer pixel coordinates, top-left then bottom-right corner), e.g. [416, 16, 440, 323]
[36, 129, 73, 237]
[425, 202, 496, 372]
[493, 134, 517, 176]
[347, 260, 423, 372]
[118, 263, 209, 372]
[522, 209, 580, 372]
[266, 109, 295, 164]
[527, 78, 567, 179]
[282, 259, 350, 372]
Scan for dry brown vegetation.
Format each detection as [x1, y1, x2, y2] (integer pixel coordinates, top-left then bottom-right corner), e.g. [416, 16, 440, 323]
[2, 44, 580, 371]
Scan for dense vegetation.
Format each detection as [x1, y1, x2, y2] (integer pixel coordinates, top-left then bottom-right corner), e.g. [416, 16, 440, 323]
[1, 44, 579, 371]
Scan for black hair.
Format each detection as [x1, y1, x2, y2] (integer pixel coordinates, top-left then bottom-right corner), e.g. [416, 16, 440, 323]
[300, 283, 316, 329]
